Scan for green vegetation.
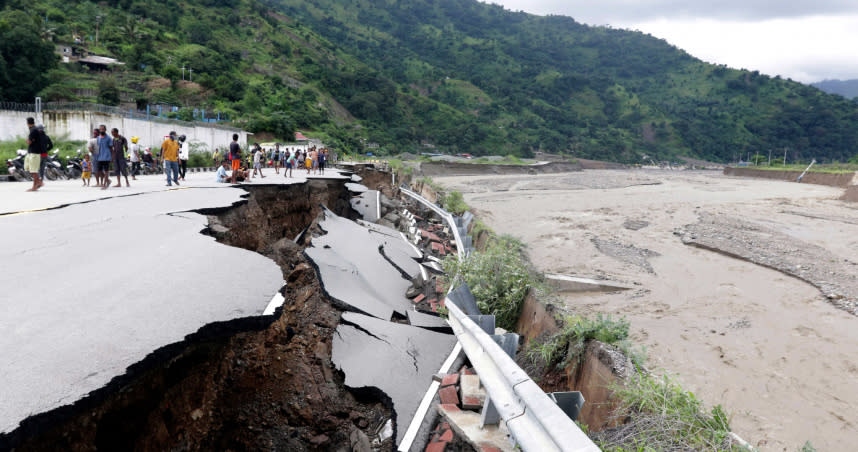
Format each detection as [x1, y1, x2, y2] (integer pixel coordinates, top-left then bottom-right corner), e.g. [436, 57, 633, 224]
[743, 163, 858, 174]
[799, 441, 817, 452]
[594, 373, 736, 451]
[4, 0, 858, 163]
[0, 138, 87, 174]
[442, 234, 534, 330]
[440, 190, 468, 215]
[527, 314, 646, 371]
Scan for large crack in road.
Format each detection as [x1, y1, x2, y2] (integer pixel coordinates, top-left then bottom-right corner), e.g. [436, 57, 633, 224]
[1, 173, 420, 452]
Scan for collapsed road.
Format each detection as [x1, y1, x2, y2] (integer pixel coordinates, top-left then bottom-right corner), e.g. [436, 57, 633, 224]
[0, 168, 481, 451]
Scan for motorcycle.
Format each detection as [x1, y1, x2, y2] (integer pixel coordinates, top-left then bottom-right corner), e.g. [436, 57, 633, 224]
[65, 150, 84, 179]
[43, 150, 66, 181]
[6, 150, 31, 182]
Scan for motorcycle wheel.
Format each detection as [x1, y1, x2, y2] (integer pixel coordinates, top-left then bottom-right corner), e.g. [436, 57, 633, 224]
[45, 167, 58, 181]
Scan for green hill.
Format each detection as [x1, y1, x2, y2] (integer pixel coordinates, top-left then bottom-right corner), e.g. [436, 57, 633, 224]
[3, 0, 858, 163]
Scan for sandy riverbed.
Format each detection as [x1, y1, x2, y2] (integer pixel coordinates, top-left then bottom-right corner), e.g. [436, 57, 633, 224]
[435, 170, 858, 451]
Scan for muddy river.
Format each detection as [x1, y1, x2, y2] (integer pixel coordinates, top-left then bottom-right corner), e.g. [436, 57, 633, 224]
[436, 170, 858, 451]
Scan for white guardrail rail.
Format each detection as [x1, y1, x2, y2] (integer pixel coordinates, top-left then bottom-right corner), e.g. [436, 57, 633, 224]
[400, 186, 601, 452]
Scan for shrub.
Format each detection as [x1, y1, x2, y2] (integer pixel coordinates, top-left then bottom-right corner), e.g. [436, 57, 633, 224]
[441, 190, 469, 215]
[527, 314, 645, 370]
[594, 373, 734, 451]
[442, 234, 534, 330]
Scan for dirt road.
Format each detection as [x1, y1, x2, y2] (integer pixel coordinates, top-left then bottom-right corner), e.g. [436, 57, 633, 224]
[435, 170, 858, 451]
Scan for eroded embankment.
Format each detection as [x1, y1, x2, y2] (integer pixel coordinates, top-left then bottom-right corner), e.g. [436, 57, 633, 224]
[0, 180, 394, 452]
[413, 160, 583, 177]
[724, 167, 857, 187]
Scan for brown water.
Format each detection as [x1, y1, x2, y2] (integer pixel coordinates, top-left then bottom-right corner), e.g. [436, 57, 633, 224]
[437, 170, 858, 451]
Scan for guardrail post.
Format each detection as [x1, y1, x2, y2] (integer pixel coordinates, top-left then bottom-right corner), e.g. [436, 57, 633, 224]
[548, 392, 585, 422]
[480, 393, 502, 427]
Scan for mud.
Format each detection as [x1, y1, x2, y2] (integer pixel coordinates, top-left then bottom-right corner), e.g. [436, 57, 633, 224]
[1, 179, 395, 452]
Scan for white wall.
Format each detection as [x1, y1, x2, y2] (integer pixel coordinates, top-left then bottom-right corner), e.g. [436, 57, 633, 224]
[0, 109, 248, 152]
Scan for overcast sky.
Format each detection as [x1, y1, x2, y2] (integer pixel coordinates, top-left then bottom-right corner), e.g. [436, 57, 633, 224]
[486, 1, 858, 83]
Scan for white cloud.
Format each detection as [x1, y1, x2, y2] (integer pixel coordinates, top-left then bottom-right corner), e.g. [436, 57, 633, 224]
[483, 1, 858, 82]
[623, 15, 858, 82]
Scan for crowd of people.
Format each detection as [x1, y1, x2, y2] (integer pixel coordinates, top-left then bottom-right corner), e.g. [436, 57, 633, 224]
[21, 120, 332, 190]
[214, 138, 332, 184]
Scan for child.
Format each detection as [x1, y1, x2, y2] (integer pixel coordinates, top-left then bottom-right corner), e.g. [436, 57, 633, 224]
[252, 147, 265, 178]
[81, 154, 92, 186]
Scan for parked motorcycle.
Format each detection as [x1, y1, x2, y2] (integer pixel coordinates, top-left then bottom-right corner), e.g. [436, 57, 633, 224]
[65, 150, 84, 179]
[6, 150, 31, 182]
[43, 150, 65, 181]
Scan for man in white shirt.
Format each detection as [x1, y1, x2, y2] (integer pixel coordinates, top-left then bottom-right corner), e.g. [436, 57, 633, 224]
[129, 136, 141, 180]
[215, 160, 229, 183]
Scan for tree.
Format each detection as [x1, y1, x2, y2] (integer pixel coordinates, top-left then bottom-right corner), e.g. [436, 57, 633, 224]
[0, 11, 58, 101]
[97, 77, 121, 106]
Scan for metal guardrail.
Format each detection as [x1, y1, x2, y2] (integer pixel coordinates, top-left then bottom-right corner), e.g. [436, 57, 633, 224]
[399, 185, 601, 452]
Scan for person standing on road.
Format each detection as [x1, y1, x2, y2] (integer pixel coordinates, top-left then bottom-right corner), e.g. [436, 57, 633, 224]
[161, 131, 181, 186]
[129, 136, 141, 180]
[96, 126, 113, 190]
[272, 143, 281, 175]
[252, 145, 265, 178]
[229, 134, 242, 184]
[24, 117, 42, 192]
[284, 148, 293, 178]
[81, 153, 92, 186]
[87, 128, 100, 187]
[36, 124, 52, 183]
[110, 128, 130, 187]
[178, 137, 189, 181]
[213, 148, 221, 167]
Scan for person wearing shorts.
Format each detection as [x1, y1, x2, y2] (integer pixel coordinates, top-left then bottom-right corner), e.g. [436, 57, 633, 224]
[272, 143, 281, 174]
[24, 117, 42, 191]
[81, 154, 92, 186]
[229, 134, 242, 183]
[95, 128, 114, 189]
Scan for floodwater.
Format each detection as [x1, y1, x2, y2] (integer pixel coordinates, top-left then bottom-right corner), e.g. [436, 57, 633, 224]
[436, 170, 858, 451]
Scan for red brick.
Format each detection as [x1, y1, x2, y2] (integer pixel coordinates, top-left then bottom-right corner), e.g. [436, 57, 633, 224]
[462, 367, 475, 376]
[425, 441, 447, 452]
[438, 403, 460, 413]
[441, 373, 459, 387]
[413, 294, 426, 303]
[478, 444, 502, 452]
[439, 386, 459, 405]
[439, 429, 453, 442]
[430, 300, 438, 312]
[439, 298, 446, 308]
[462, 395, 482, 410]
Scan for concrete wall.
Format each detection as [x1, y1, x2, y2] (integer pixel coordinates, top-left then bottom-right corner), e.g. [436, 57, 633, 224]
[0, 109, 247, 152]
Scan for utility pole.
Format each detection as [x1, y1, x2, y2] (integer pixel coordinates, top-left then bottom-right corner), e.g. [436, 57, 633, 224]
[95, 15, 101, 47]
[783, 147, 788, 166]
[768, 149, 772, 166]
[189, 68, 193, 82]
[181, 66, 186, 81]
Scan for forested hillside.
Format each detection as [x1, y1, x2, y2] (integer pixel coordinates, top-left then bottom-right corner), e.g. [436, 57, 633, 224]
[3, 0, 858, 162]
